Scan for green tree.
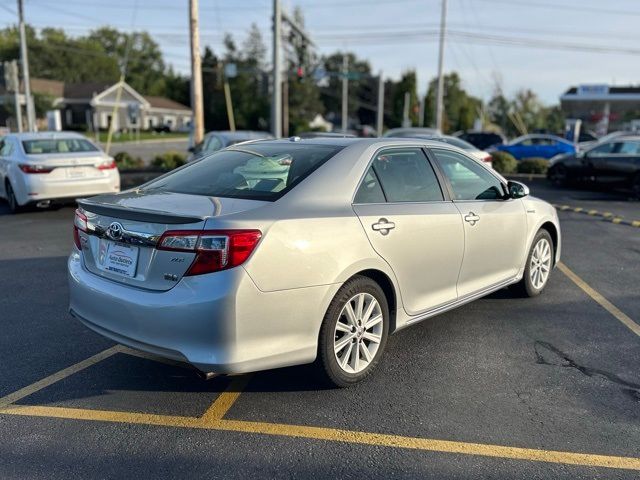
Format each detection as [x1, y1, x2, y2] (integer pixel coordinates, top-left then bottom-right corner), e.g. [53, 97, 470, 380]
[389, 70, 419, 128]
[284, 8, 324, 134]
[320, 52, 374, 127]
[423, 72, 481, 133]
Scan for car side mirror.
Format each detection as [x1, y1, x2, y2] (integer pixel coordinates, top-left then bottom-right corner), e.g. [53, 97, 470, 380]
[508, 180, 529, 199]
[188, 146, 195, 153]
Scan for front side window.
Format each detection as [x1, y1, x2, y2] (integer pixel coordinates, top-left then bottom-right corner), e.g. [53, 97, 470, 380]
[369, 148, 443, 202]
[142, 143, 342, 201]
[432, 148, 505, 201]
[22, 138, 99, 154]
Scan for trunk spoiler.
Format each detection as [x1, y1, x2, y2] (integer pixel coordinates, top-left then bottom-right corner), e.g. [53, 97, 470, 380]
[78, 199, 205, 224]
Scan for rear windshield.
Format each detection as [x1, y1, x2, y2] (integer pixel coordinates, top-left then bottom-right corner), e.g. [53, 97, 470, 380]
[22, 138, 99, 154]
[142, 143, 343, 201]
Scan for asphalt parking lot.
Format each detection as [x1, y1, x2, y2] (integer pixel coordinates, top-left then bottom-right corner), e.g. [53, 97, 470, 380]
[0, 181, 639, 479]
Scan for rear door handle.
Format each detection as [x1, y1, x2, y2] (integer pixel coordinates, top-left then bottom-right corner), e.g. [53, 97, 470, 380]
[372, 218, 395, 235]
[464, 212, 480, 226]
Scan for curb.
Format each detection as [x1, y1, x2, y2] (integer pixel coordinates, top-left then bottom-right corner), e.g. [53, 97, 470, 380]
[506, 173, 547, 180]
[553, 204, 640, 228]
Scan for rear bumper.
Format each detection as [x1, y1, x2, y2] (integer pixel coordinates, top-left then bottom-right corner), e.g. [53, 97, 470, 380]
[18, 171, 120, 205]
[68, 250, 338, 373]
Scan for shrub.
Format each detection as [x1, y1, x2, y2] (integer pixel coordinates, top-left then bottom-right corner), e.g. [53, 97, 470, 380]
[113, 151, 144, 170]
[151, 150, 187, 170]
[517, 157, 549, 174]
[490, 151, 517, 174]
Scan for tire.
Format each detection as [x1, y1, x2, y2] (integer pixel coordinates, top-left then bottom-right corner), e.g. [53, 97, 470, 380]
[5, 181, 20, 214]
[632, 173, 640, 200]
[513, 229, 554, 298]
[316, 276, 389, 388]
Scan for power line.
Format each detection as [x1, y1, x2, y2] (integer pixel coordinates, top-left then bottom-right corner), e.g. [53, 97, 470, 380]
[474, 0, 640, 17]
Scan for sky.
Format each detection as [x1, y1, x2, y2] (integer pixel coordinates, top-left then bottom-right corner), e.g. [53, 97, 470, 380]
[2, 0, 640, 105]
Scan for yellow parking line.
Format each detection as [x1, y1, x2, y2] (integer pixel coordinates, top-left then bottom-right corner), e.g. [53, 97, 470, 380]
[213, 419, 640, 471]
[0, 404, 201, 428]
[559, 262, 640, 337]
[1, 404, 639, 471]
[0, 345, 122, 408]
[200, 374, 253, 424]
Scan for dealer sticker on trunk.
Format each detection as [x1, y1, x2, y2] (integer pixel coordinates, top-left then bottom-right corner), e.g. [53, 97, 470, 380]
[97, 239, 139, 278]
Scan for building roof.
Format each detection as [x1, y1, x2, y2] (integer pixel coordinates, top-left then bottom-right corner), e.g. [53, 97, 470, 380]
[144, 95, 191, 111]
[63, 82, 112, 99]
[564, 86, 640, 95]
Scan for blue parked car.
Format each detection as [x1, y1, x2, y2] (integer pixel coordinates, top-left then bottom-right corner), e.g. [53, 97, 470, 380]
[494, 134, 576, 160]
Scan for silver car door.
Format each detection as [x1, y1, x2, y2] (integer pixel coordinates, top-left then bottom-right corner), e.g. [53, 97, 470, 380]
[430, 148, 527, 298]
[352, 147, 464, 316]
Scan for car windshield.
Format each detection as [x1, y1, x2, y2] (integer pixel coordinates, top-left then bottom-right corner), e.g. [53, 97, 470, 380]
[142, 143, 343, 201]
[22, 138, 99, 154]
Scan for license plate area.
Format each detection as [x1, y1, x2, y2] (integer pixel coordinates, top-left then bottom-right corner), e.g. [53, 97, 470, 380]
[65, 167, 89, 179]
[96, 239, 139, 278]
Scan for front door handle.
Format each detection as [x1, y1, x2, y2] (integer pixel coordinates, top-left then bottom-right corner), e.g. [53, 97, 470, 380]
[372, 218, 395, 235]
[464, 212, 480, 226]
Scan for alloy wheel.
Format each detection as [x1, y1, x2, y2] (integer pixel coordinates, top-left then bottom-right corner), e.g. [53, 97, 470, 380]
[333, 292, 383, 374]
[530, 238, 552, 290]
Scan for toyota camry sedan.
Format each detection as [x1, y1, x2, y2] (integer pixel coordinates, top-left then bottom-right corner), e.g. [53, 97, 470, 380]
[69, 138, 560, 387]
[0, 132, 120, 212]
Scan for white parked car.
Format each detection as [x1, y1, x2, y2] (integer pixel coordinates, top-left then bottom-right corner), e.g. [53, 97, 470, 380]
[69, 138, 560, 387]
[0, 132, 120, 212]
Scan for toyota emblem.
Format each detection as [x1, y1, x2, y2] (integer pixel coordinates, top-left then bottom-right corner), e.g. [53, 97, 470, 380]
[107, 222, 124, 240]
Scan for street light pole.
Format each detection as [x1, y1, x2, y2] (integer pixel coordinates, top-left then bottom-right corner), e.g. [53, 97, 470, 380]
[435, 0, 447, 131]
[376, 71, 384, 137]
[272, 0, 282, 138]
[17, 0, 35, 132]
[341, 54, 349, 132]
[189, 0, 204, 145]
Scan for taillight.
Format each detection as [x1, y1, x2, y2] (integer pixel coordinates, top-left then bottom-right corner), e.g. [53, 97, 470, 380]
[19, 164, 54, 174]
[482, 154, 493, 163]
[157, 230, 262, 276]
[73, 209, 87, 249]
[97, 159, 117, 170]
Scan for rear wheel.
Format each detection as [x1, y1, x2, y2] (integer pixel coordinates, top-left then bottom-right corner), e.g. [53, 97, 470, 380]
[316, 276, 389, 387]
[5, 181, 20, 214]
[513, 229, 554, 297]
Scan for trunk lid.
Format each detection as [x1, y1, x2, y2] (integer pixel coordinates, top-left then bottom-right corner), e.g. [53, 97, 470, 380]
[24, 152, 111, 180]
[78, 190, 268, 291]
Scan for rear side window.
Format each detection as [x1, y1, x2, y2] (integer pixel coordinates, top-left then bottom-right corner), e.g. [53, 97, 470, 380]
[142, 143, 343, 201]
[354, 168, 385, 203]
[22, 138, 99, 154]
[366, 148, 444, 203]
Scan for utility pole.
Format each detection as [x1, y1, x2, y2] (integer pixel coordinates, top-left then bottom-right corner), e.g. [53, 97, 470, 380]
[402, 92, 410, 127]
[189, 0, 204, 145]
[17, 0, 34, 132]
[435, 0, 447, 132]
[4, 61, 22, 132]
[376, 71, 384, 137]
[272, 0, 282, 138]
[418, 95, 425, 127]
[341, 54, 349, 132]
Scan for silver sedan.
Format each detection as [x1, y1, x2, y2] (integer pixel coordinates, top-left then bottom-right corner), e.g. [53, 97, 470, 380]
[68, 138, 560, 387]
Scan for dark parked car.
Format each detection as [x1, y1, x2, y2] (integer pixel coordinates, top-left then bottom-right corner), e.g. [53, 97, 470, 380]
[188, 130, 273, 161]
[455, 131, 506, 150]
[548, 135, 640, 197]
